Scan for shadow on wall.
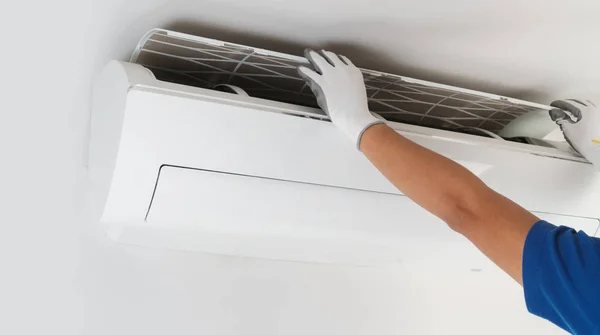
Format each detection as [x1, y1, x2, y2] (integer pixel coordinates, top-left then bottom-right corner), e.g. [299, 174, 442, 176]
[165, 20, 546, 103]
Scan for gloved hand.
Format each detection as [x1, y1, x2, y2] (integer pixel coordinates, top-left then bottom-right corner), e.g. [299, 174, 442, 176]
[550, 99, 600, 167]
[298, 49, 383, 149]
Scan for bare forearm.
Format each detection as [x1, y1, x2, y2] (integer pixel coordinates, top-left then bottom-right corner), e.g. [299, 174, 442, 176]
[360, 124, 538, 283]
[297, 49, 537, 284]
[360, 124, 489, 229]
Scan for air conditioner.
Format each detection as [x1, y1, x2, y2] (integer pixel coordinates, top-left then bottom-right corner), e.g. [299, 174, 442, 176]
[89, 29, 600, 270]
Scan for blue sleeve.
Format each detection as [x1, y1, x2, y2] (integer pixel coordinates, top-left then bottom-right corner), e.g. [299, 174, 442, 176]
[523, 220, 600, 334]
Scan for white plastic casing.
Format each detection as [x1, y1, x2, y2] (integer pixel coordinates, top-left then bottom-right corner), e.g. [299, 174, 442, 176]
[89, 61, 600, 268]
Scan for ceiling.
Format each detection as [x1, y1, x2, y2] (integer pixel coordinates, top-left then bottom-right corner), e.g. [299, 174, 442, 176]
[154, 0, 600, 104]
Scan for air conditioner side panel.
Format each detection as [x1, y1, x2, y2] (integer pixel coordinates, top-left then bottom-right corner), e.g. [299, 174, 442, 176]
[88, 61, 157, 238]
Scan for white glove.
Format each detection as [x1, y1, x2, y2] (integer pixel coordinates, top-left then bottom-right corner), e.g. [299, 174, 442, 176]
[298, 49, 383, 149]
[550, 99, 600, 167]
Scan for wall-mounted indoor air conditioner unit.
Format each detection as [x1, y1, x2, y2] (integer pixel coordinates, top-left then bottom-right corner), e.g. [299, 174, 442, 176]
[89, 29, 600, 269]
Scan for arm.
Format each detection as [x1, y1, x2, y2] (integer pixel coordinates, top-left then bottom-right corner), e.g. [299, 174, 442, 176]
[360, 124, 538, 283]
[298, 49, 538, 284]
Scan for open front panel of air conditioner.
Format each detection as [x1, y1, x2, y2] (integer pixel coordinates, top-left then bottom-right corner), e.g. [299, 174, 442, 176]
[88, 30, 600, 268]
[132, 29, 562, 141]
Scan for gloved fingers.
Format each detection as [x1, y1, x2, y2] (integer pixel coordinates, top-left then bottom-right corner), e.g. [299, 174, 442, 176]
[565, 99, 588, 107]
[549, 108, 571, 124]
[298, 66, 328, 111]
[304, 49, 332, 75]
[320, 50, 345, 67]
[339, 54, 355, 67]
[298, 66, 322, 86]
[550, 100, 582, 123]
[337, 54, 349, 65]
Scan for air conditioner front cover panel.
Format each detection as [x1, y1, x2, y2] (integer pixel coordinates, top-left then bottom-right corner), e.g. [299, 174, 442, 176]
[132, 29, 554, 135]
[145, 165, 489, 268]
[141, 165, 599, 266]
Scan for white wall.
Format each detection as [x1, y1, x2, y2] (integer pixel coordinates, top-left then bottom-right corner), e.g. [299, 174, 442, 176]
[3, 0, 598, 333]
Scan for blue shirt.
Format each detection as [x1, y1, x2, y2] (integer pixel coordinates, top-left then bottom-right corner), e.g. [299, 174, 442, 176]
[523, 220, 600, 334]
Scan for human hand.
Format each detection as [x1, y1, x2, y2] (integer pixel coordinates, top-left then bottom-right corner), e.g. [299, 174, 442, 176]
[550, 99, 600, 167]
[298, 49, 383, 149]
